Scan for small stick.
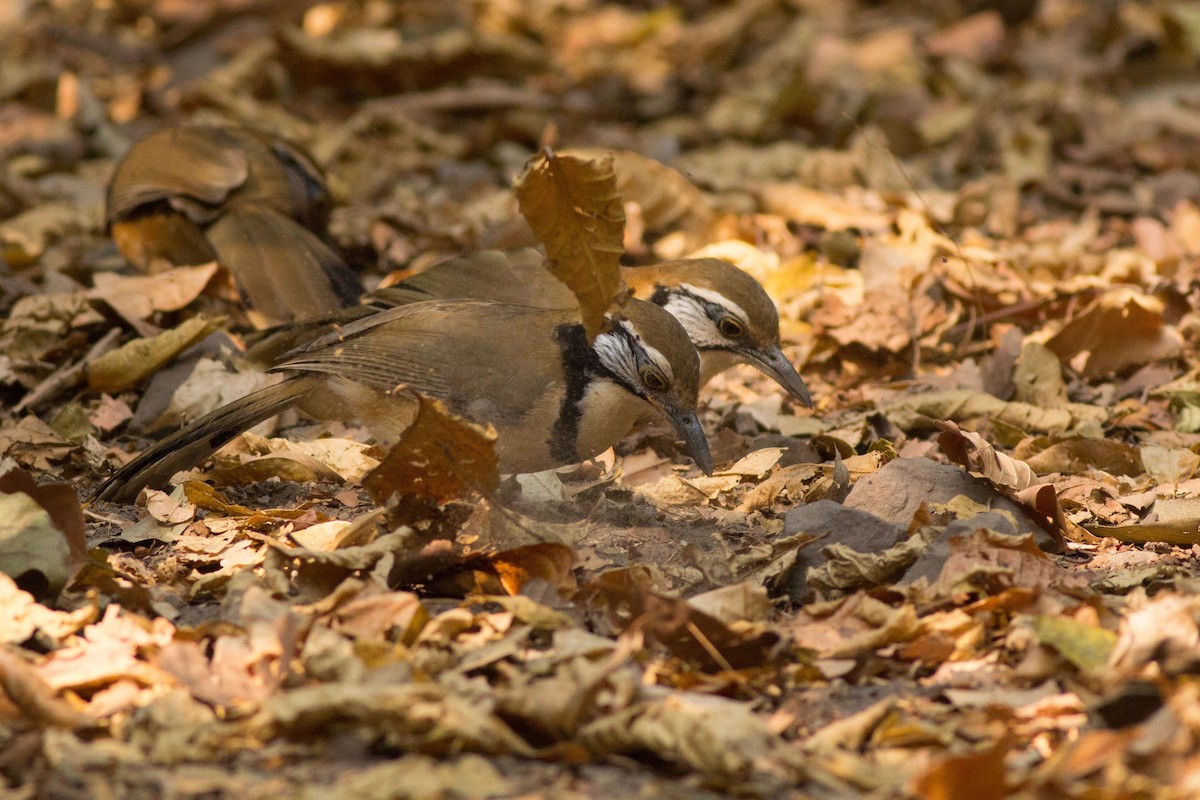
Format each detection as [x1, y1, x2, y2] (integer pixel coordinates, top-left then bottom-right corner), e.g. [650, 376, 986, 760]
[14, 327, 123, 413]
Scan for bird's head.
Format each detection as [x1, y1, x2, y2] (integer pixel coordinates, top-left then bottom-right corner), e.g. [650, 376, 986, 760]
[642, 258, 812, 407]
[591, 299, 712, 474]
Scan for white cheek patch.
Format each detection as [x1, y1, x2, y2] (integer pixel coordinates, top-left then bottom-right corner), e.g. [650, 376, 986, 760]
[593, 329, 639, 384]
[620, 320, 675, 382]
[663, 293, 724, 349]
[600, 321, 675, 384]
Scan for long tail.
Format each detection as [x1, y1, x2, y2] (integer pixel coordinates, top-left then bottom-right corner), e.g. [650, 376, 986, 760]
[92, 376, 318, 503]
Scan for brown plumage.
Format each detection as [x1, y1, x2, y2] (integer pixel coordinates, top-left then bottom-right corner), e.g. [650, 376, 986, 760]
[93, 298, 710, 503]
[310, 250, 811, 404]
[107, 124, 362, 326]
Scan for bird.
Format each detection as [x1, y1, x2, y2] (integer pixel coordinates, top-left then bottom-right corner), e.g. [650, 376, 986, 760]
[93, 298, 712, 503]
[250, 249, 812, 405]
[106, 124, 363, 326]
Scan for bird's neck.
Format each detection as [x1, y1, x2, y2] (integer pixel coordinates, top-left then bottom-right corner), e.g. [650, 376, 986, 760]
[573, 379, 648, 461]
[698, 348, 743, 387]
[550, 321, 645, 464]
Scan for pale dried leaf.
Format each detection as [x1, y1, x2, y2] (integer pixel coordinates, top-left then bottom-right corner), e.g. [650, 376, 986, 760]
[87, 316, 219, 393]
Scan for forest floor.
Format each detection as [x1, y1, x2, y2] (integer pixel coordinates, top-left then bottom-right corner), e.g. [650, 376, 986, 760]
[5, 0, 1200, 797]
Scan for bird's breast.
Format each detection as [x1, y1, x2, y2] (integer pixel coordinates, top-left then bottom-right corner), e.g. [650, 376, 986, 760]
[572, 381, 648, 463]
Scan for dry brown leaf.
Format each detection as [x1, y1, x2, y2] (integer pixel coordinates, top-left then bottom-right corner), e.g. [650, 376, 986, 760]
[0, 417, 78, 470]
[1045, 289, 1183, 378]
[1109, 593, 1200, 676]
[0, 492, 72, 599]
[577, 693, 805, 786]
[331, 591, 427, 642]
[881, 389, 1107, 434]
[560, 147, 715, 235]
[0, 469, 86, 567]
[250, 681, 535, 756]
[37, 605, 176, 692]
[0, 647, 96, 730]
[786, 595, 922, 659]
[324, 755, 511, 800]
[0, 574, 96, 646]
[487, 542, 578, 597]
[1013, 340, 1068, 407]
[362, 393, 499, 504]
[686, 581, 771, 625]
[1140, 445, 1200, 486]
[492, 653, 633, 741]
[1023, 438, 1144, 478]
[758, 184, 893, 232]
[914, 739, 1009, 800]
[584, 570, 779, 670]
[806, 531, 935, 595]
[931, 530, 1086, 605]
[937, 420, 1038, 491]
[513, 149, 626, 340]
[204, 454, 343, 488]
[143, 487, 196, 525]
[88, 263, 222, 321]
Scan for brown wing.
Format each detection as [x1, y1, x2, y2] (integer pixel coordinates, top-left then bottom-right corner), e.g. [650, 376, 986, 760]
[106, 126, 250, 226]
[221, 129, 331, 226]
[205, 207, 362, 326]
[275, 300, 572, 427]
[368, 248, 579, 310]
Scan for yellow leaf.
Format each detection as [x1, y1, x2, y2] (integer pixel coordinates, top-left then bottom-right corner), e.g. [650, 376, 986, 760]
[86, 316, 219, 393]
[1030, 615, 1117, 671]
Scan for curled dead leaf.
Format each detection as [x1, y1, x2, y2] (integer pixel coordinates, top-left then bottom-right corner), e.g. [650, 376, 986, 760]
[577, 693, 805, 787]
[513, 148, 626, 340]
[1045, 289, 1182, 378]
[582, 569, 779, 671]
[88, 263, 222, 322]
[0, 487, 75, 599]
[560, 147, 715, 236]
[250, 681, 535, 756]
[937, 420, 1037, 491]
[0, 646, 96, 730]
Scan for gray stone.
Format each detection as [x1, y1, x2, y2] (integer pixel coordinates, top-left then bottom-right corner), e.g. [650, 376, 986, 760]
[843, 457, 1061, 553]
[899, 510, 1020, 584]
[781, 500, 906, 601]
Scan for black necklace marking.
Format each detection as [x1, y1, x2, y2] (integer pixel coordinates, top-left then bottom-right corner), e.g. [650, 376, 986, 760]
[550, 321, 643, 462]
[551, 322, 600, 462]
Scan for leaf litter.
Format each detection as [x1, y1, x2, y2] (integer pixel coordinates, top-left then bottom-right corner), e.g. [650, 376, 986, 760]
[6, 0, 1200, 798]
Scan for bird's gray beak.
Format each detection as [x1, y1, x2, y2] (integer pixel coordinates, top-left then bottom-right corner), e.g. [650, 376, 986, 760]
[747, 346, 812, 407]
[663, 407, 714, 475]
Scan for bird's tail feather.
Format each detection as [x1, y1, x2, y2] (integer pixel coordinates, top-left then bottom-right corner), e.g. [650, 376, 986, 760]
[92, 376, 317, 503]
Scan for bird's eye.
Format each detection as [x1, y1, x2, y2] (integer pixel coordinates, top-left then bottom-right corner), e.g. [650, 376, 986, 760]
[640, 367, 668, 391]
[718, 317, 746, 338]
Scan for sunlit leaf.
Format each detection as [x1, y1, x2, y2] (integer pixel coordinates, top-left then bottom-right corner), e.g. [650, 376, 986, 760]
[363, 393, 499, 504]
